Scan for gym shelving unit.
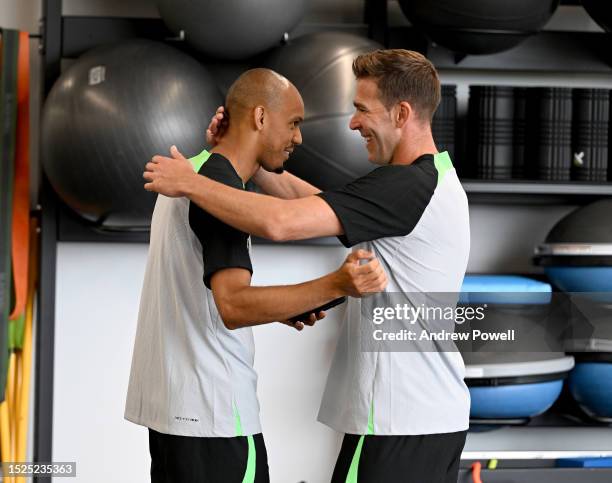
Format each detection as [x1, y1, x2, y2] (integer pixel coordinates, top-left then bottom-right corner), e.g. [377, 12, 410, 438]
[462, 180, 612, 205]
[36, 1, 172, 482]
[34, 0, 612, 482]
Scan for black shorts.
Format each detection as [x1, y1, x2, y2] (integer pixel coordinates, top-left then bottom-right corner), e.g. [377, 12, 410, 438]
[148, 429, 269, 483]
[331, 430, 467, 483]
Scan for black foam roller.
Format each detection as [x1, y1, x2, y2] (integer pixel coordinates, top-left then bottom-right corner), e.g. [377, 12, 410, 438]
[432, 84, 457, 161]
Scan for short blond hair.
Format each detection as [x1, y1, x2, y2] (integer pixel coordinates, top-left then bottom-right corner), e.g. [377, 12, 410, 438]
[352, 49, 440, 122]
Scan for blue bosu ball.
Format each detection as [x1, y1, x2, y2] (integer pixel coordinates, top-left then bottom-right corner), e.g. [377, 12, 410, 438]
[545, 267, 612, 294]
[460, 275, 572, 421]
[568, 362, 612, 420]
[470, 380, 564, 419]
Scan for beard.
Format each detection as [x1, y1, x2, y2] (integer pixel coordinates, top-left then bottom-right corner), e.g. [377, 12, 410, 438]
[262, 163, 284, 174]
[259, 153, 286, 174]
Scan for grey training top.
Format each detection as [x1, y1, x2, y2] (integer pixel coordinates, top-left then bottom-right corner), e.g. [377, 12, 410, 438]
[125, 152, 261, 437]
[317, 152, 471, 435]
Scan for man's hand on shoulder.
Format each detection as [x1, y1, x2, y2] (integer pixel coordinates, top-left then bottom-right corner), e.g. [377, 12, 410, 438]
[206, 106, 228, 147]
[144, 145, 196, 197]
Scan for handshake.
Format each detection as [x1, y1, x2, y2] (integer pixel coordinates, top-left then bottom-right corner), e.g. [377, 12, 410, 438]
[285, 249, 387, 330]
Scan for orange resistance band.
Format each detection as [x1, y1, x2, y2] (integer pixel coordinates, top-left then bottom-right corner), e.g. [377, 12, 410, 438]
[9, 30, 30, 321]
[471, 461, 483, 483]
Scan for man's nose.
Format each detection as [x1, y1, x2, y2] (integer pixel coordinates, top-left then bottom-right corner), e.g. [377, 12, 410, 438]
[293, 126, 303, 145]
[349, 113, 360, 131]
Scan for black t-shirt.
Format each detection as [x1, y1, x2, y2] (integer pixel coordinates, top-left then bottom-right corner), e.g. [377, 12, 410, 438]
[317, 154, 438, 247]
[188, 153, 253, 289]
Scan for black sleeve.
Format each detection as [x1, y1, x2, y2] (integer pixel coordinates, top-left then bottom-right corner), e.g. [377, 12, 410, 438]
[317, 163, 437, 247]
[188, 161, 252, 290]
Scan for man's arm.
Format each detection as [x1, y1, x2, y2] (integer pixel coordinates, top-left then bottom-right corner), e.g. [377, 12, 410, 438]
[251, 168, 321, 199]
[211, 250, 386, 330]
[144, 148, 343, 241]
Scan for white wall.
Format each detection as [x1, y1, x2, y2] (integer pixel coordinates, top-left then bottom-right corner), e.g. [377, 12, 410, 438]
[53, 243, 150, 482]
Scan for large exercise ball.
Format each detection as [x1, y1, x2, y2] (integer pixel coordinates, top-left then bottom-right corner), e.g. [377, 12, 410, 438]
[582, 0, 612, 32]
[265, 32, 383, 191]
[398, 0, 559, 55]
[156, 0, 306, 60]
[42, 39, 223, 229]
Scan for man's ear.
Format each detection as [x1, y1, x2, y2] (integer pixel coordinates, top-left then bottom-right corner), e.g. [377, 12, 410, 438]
[396, 101, 412, 128]
[253, 106, 265, 130]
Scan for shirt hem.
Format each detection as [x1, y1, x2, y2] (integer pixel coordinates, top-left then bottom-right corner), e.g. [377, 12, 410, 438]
[124, 413, 262, 438]
[317, 415, 469, 436]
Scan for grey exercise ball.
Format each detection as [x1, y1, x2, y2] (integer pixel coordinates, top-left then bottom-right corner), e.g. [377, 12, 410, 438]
[156, 0, 306, 60]
[266, 32, 383, 191]
[398, 0, 559, 55]
[42, 39, 223, 229]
